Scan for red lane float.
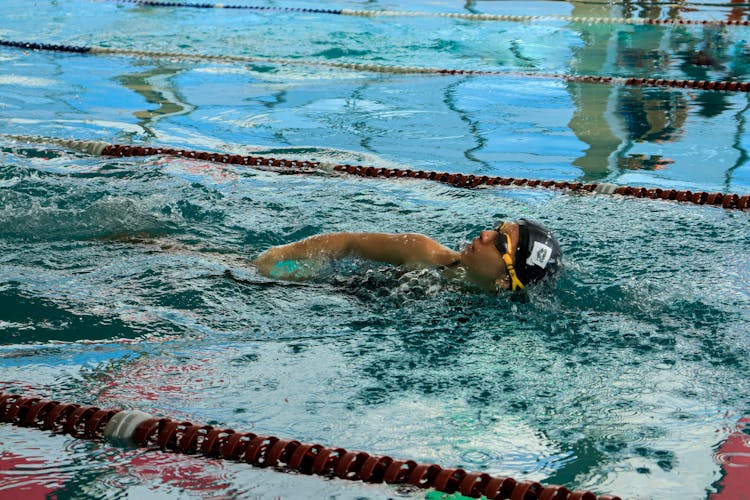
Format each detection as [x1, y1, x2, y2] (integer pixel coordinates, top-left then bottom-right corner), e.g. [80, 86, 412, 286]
[0, 392, 622, 500]
[5, 135, 749, 211]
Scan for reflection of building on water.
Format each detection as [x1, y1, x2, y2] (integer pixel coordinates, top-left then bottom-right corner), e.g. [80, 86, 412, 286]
[117, 65, 195, 138]
[565, 1, 747, 181]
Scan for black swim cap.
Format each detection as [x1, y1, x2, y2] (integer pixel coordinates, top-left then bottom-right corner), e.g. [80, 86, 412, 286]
[513, 219, 562, 286]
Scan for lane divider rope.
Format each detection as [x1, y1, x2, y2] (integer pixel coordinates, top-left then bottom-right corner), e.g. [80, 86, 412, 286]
[2, 39, 749, 93]
[0, 392, 622, 500]
[5, 134, 749, 211]
[112, 0, 750, 27]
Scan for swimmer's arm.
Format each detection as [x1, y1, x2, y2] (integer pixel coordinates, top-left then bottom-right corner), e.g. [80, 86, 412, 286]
[254, 232, 458, 276]
[349, 233, 459, 267]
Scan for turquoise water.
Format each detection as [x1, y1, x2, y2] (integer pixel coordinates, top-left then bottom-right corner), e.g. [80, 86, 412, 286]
[1, 1, 750, 498]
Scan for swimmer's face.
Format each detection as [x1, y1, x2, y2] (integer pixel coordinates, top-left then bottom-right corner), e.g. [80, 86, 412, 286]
[460, 222, 518, 290]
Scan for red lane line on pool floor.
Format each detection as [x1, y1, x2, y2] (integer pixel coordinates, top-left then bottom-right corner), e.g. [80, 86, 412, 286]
[709, 417, 750, 499]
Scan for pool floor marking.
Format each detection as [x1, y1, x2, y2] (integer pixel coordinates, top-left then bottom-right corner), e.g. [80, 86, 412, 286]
[110, 0, 750, 27]
[0, 392, 622, 500]
[710, 417, 750, 500]
[2, 39, 749, 93]
[4, 134, 750, 211]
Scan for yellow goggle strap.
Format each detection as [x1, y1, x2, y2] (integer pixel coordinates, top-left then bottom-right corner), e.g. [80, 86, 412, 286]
[498, 231, 524, 291]
[502, 253, 525, 291]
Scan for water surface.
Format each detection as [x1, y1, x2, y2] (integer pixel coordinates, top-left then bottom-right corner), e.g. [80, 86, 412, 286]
[1, 1, 749, 498]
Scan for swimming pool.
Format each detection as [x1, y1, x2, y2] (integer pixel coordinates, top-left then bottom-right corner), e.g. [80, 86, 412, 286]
[1, 0, 749, 498]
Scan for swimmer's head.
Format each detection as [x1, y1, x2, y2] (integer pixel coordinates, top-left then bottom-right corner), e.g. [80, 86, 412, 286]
[460, 219, 561, 292]
[498, 219, 562, 291]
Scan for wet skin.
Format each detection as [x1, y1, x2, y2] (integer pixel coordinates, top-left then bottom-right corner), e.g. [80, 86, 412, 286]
[458, 222, 519, 291]
[254, 222, 521, 292]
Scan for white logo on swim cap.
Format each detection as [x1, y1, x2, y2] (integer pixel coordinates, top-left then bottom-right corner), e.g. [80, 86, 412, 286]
[527, 241, 552, 269]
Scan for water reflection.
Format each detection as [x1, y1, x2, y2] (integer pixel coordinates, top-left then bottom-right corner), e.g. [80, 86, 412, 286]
[102, 2, 750, 187]
[116, 65, 194, 138]
[444, 77, 490, 168]
[565, 0, 749, 181]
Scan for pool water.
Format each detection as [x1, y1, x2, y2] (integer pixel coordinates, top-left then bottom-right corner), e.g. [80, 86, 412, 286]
[1, 0, 749, 498]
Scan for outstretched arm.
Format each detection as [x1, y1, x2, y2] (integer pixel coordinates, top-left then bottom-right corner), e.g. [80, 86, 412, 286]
[254, 232, 459, 277]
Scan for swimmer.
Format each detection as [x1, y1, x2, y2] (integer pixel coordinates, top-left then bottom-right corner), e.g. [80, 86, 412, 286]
[254, 219, 562, 293]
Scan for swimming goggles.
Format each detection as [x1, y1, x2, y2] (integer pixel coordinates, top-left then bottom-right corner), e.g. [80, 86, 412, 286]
[494, 222, 525, 291]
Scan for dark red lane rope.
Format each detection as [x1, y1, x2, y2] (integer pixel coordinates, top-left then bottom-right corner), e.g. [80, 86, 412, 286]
[332, 164, 750, 210]
[115, 0, 344, 14]
[562, 75, 750, 93]
[101, 144, 320, 173]
[0, 392, 621, 500]
[2, 39, 750, 93]
[98, 143, 750, 211]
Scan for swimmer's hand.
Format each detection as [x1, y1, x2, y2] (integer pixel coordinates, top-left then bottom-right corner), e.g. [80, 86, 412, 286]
[254, 244, 326, 280]
[265, 259, 325, 280]
[255, 245, 300, 277]
[254, 255, 323, 281]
